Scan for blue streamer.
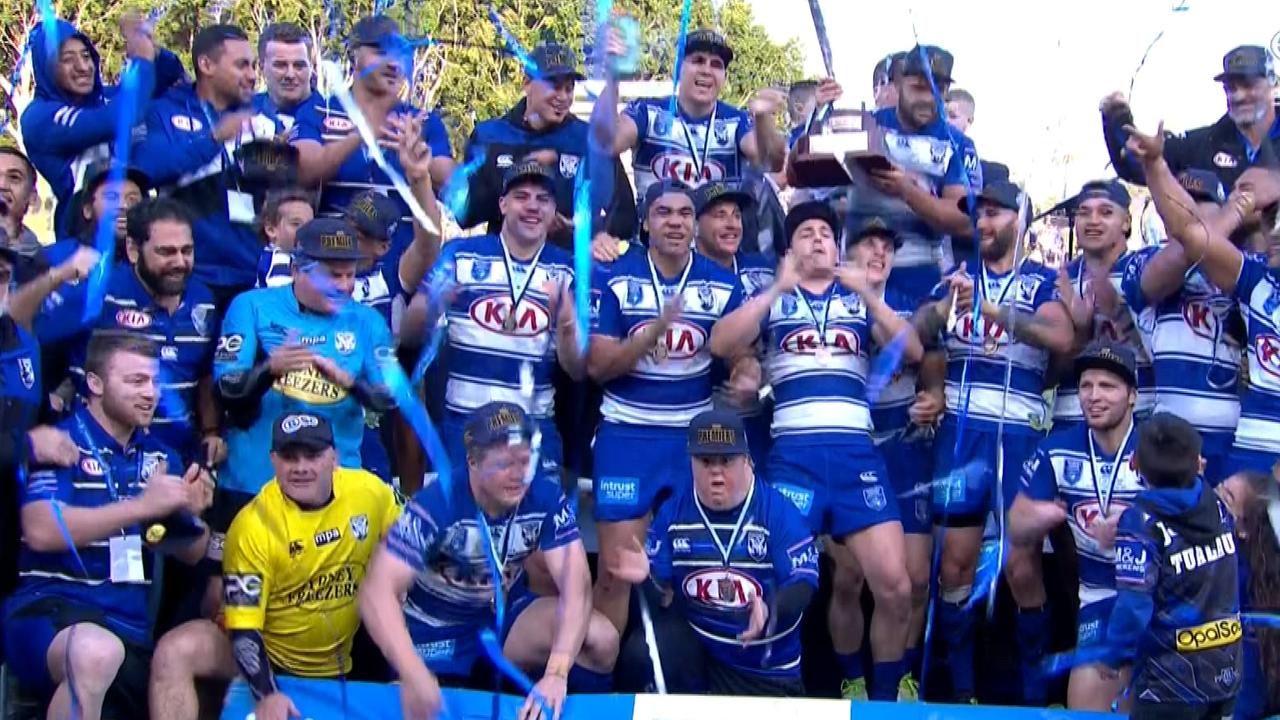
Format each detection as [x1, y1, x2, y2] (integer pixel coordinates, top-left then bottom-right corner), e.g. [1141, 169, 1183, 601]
[1243, 612, 1280, 629]
[38, 0, 57, 69]
[441, 148, 486, 223]
[377, 353, 453, 505]
[477, 629, 553, 720]
[572, 174, 592, 354]
[964, 536, 1008, 612]
[486, 6, 539, 77]
[864, 327, 910, 403]
[409, 257, 456, 386]
[1040, 645, 1112, 678]
[667, 0, 693, 117]
[49, 500, 90, 577]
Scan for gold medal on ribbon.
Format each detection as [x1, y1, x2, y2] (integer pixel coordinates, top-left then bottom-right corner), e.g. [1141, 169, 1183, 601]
[983, 335, 1000, 356]
[652, 342, 669, 362]
[502, 311, 518, 332]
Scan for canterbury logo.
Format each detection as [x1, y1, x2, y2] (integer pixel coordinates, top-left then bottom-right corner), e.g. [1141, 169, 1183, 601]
[1175, 617, 1242, 652]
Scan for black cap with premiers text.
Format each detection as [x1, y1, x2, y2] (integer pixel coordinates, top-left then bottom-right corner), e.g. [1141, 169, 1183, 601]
[295, 218, 364, 261]
[694, 181, 754, 217]
[1074, 340, 1137, 388]
[687, 409, 749, 457]
[1213, 45, 1274, 82]
[272, 412, 335, 452]
[502, 160, 557, 195]
[464, 401, 535, 454]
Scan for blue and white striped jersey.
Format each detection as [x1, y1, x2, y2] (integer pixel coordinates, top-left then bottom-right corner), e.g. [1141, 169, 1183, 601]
[1230, 255, 1280, 453]
[255, 244, 294, 289]
[623, 97, 753, 203]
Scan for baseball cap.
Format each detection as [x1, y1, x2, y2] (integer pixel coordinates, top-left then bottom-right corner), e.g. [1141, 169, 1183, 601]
[785, 200, 839, 244]
[80, 162, 151, 199]
[344, 190, 401, 242]
[530, 41, 584, 80]
[1075, 179, 1131, 211]
[683, 28, 733, 67]
[463, 401, 535, 454]
[694, 181, 754, 218]
[686, 409, 749, 457]
[1178, 169, 1226, 205]
[502, 160, 556, 196]
[294, 218, 364, 261]
[1074, 340, 1138, 388]
[959, 179, 1021, 213]
[981, 160, 1011, 185]
[1213, 45, 1274, 82]
[902, 45, 954, 84]
[272, 412, 335, 453]
[349, 14, 400, 50]
[849, 216, 903, 248]
[642, 179, 695, 215]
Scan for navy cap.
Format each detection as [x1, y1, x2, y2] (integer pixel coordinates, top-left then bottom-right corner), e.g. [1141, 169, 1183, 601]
[1076, 179, 1131, 211]
[502, 160, 556, 195]
[683, 28, 733, 67]
[530, 42, 584, 80]
[272, 412, 335, 452]
[694, 181, 754, 218]
[849, 216, 903, 249]
[686, 409, 749, 457]
[980, 160, 1011, 186]
[350, 15, 400, 50]
[785, 200, 839, 244]
[81, 162, 151, 198]
[1214, 45, 1274, 82]
[1075, 340, 1138, 388]
[344, 190, 401, 242]
[1178, 169, 1226, 205]
[295, 218, 363, 261]
[463, 402, 535, 454]
[643, 179, 695, 215]
[959, 179, 1021, 213]
[902, 45, 954, 84]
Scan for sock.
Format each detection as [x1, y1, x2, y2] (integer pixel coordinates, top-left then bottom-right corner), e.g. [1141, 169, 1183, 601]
[1016, 606, 1049, 705]
[836, 649, 866, 682]
[567, 665, 614, 693]
[940, 598, 976, 700]
[870, 659, 907, 701]
[904, 646, 921, 678]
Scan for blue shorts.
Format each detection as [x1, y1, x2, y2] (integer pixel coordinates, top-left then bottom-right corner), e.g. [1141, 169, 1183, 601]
[1199, 431, 1234, 486]
[361, 422, 392, 483]
[744, 412, 772, 471]
[407, 588, 539, 680]
[879, 433, 934, 535]
[932, 422, 1042, 526]
[592, 423, 690, 522]
[1221, 444, 1275, 483]
[1075, 595, 1117, 649]
[443, 411, 563, 484]
[765, 435, 898, 538]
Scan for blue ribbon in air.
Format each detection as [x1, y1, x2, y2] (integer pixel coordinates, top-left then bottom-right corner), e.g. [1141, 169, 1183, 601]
[667, 0, 693, 117]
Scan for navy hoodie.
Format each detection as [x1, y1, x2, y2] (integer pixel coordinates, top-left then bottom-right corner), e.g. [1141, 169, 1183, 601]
[19, 20, 185, 238]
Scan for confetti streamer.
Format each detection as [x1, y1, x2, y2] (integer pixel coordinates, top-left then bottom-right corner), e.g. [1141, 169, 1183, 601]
[964, 535, 1007, 612]
[637, 586, 668, 693]
[572, 174, 593, 355]
[377, 353, 453, 507]
[37, 0, 57, 69]
[320, 59, 441, 238]
[1127, 1, 1191, 103]
[864, 327, 910, 403]
[440, 148, 486, 224]
[486, 6, 539, 77]
[409, 256, 455, 386]
[667, 0, 693, 117]
[477, 629, 553, 718]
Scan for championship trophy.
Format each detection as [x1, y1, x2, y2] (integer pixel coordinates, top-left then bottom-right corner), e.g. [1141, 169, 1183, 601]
[788, 105, 889, 188]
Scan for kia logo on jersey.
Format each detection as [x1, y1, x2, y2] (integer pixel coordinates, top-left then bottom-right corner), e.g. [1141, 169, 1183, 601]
[956, 314, 1006, 346]
[322, 116, 355, 133]
[780, 327, 860, 356]
[1254, 334, 1280, 378]
[1182, 300, 1219, 341]
[631, 319, 706, 360]
[469, 296, 550, 337]
[650, 154, 726, 185]
[682, 567, 763, 609]
[80, 457, 105, 476]
[1075, 499, 1132, 537]
[115, 309, 152, 329]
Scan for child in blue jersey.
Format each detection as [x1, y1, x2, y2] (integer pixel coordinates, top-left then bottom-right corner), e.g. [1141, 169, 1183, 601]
[609, 410, 818, 696]
[254, 188, 315, 288]
[692, 181, 775, 468]
[360, 402, 618, 720]
[1010, 342, 1148, 711]
[911, 178, 1075, 705]
[711, 201, 925, 701]
[587, 181, 745, 636]
[591, 25, 786, 203]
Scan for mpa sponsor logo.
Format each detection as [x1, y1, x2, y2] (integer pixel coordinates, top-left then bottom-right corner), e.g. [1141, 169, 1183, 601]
[115, 309, 152, 329]
[650, 153, 726, 186]
[314, 527, 342, 547]
[1175, 617, 1242, 652]
[631, 319, 706, 360]
[80, 457, 105, 476]
[780, 327, 860, 357]
[1254, 334, 1280, 379]
[682, 567, 763, 609]
[322, 116, 355, 133]
[788, 542, 818, 571]
[469, 296, 551, 336]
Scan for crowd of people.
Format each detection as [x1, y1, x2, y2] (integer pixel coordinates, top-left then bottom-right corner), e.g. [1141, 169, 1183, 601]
[0, 7, 1277, 720]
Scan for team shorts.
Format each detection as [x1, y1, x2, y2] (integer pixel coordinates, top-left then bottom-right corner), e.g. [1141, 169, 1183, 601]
[2, 595, 152, 715]
[878, 433, 935, 535]
[932, 423, 1042, 526]
[765, 435, 898, 539]
[443, 410, 563, 484]
[592, 423, 691, 523]
[1075, 595, 1117, 649]
[1221, 444, 1276, 483]
[406, 587, 539, 681]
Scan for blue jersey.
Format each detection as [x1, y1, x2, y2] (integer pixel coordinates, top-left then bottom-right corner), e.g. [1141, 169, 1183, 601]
[846, 109, 981, 276]
[1230, 255, 1280, 454]
[440, 236, 574, 420]
[385, 472, 579, 631]
[292, 96, 451, 252]
[759, 279, 876, 441]
[870, 288, 920, 440]
[1053, 253, 1155, 423]
[590, 250, 742, 427]
[1120, 248, 1242, 437]
[1021, 423, 1146, 597]
[252, 89, 323, 132]
[931, 262, 1057, 434]
[647, 478, 818, 677]
[213, 286, 393, 494]
[9, 406, 186, 645]
[255, 244, 294, 289]
[623, 97, 753, 203]
[354, 259, 406, 338]
[69, 266, 218, 462]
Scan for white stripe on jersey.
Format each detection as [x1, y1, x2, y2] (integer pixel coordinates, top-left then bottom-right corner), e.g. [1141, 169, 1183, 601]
[1232, 256, 1280, 452]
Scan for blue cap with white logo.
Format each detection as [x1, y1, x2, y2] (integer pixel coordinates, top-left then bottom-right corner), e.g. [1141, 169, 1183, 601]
[272, 412, 334, 452]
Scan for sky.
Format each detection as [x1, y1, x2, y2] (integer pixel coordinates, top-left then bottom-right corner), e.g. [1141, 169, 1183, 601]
[747, 0, 1279, 204]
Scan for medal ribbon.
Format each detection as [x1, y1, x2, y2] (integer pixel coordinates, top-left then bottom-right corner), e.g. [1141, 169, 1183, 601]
[692, 480, 756, 566]
[501, 237, 546, 325]
[1087, 419, 1135, 519]
[977, 263, 1017, 353]
[794, 283, 835, 348]
[647, 253, 694, 307]
[676, 104, 717, 185]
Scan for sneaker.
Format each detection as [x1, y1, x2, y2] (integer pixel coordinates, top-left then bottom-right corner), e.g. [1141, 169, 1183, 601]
[840, 677, 869, 701]
[897, 675, 920, 702]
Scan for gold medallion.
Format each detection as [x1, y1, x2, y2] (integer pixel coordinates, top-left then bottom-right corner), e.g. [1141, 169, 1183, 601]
[502, 312, 518, 332]
[983, 335, 999, 356]
[652, 343, 669, 362]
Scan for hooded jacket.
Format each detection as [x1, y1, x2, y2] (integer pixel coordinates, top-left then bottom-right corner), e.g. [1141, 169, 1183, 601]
[19, 20, 186, 238]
